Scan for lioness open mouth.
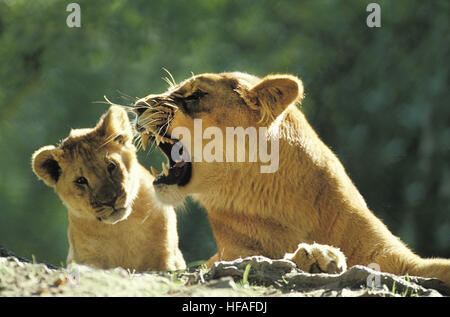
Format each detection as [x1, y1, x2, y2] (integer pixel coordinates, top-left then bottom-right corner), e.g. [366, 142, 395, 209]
[133, 92, 194, 186]
[141, 133, 192, 186]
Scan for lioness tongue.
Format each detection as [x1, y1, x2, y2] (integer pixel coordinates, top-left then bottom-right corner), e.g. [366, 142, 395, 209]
[141, 134, 150, 150]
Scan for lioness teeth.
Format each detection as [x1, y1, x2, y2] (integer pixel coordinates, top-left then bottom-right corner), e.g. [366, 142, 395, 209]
[141, 134, 150, 151]
[162, 162, 169, 176]
[141, 132, 175, 151]
[150, 166, 160, 177]
[161, 136, 175, 144]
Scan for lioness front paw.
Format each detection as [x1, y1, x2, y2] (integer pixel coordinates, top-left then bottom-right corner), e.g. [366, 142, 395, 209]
[284, 243, 347, 274]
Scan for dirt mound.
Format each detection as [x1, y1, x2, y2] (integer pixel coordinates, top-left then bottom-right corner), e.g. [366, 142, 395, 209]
[1, 247, 448, 297]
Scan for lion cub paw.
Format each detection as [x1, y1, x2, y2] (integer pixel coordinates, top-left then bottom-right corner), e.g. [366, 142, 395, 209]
[284, 243, 347, 274]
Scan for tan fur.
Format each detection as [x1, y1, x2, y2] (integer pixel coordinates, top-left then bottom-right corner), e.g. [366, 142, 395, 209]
[32, 106, 185, 271]
[135, 72, 450, 284]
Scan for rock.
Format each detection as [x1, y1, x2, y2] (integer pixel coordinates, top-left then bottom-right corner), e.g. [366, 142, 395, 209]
[207, 277, 237, 289]
[207, 256, 450, 297]
[208, 256, 298, 288]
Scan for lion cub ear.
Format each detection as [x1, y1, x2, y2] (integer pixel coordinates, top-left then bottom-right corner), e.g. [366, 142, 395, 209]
[97, 106, 133, 145]
[32, 145, 62, 187]
[247, 74, 304, 123]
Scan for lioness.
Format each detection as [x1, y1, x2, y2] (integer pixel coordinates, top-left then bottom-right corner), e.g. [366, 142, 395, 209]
[32, 106, 186, 271]
[133, 72, 449, 284]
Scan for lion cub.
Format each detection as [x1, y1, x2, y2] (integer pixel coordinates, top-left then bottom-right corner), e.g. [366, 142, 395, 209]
[32, 106, 185, 271]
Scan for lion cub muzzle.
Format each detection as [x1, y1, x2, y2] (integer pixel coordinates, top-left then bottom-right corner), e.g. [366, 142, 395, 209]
[90, 184, 129, 223]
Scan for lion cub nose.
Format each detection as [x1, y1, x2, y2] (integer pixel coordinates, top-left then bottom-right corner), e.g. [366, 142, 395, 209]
[94, 184, 118, 207]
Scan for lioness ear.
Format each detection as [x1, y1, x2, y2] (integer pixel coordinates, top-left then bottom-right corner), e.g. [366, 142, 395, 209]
[32, 145, 62, 187]
[247, 74, 304, 123]
[98, 106, 133, 145]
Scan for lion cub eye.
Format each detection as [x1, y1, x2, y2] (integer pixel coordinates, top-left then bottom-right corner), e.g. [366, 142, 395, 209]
[75, 177, 88, 185]
[107, 162, 117, 174]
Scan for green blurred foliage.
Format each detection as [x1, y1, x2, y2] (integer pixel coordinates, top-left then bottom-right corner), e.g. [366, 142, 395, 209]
[0, 0, 448, 266]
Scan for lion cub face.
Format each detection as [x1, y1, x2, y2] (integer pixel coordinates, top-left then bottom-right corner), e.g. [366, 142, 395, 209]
[133, 72, 303, 205]
[32, 106, 140, 224]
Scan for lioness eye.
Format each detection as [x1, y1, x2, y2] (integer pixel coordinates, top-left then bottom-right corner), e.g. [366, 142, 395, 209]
[107, 162, 117, 173]
[135, 107, 147, 116]
[185, 90, 208, 101]
[75, 177, 88, 185]
[133, 102, 148, 116]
